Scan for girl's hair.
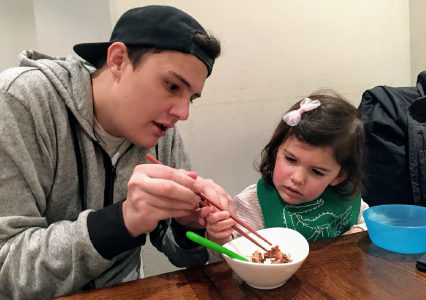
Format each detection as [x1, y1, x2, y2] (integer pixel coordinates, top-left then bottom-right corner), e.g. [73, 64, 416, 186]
[256, 89, 366, 197]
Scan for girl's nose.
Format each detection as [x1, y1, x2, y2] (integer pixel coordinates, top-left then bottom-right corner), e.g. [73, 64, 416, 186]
[290, 169, 305, 185]
[169, 99, 190, 121]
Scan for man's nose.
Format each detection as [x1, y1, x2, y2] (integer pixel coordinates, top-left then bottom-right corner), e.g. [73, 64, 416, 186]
[170, 99, 190, 121]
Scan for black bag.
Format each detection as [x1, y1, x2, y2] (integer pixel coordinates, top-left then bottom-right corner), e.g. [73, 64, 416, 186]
[358, 71, 426, 207]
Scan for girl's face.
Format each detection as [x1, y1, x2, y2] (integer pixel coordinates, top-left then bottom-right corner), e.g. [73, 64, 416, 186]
[272, 136, 347, 205]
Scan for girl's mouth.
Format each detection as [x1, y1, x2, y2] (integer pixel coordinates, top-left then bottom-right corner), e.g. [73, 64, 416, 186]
[285, 186, 301, 195]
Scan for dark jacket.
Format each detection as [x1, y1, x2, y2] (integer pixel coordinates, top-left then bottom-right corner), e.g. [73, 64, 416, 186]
[358, 71, 426, 207]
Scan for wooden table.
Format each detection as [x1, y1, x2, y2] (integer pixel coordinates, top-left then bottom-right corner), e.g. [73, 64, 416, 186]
[55, 232, 426, 299]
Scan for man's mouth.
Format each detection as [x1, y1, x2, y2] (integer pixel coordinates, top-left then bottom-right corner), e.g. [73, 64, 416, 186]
[153, 122, 168, 132]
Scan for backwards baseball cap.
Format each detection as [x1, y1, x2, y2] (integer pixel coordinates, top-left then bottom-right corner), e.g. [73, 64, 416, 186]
[73, 5, 215, 76]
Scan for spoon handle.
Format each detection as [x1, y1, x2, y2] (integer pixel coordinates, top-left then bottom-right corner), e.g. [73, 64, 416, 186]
[186, 231, 249, 262]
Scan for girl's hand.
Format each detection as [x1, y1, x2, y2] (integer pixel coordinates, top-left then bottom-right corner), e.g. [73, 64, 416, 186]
[205, 210, 236, 246]
[175, 175, 234, 230]
[343, 227, 364, 235]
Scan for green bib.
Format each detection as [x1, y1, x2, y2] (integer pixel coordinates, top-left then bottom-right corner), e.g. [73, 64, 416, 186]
[257, 178, 361, 242]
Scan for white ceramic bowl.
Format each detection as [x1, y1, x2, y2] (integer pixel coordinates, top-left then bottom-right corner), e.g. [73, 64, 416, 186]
[222, 227, 309, 289]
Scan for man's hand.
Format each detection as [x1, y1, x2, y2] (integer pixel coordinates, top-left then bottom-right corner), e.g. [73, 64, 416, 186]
[122, 164, 201, 237]
[179, 176, 236, 245]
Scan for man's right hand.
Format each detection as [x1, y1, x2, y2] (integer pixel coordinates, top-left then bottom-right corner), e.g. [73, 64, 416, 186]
[122, 164, 201, 237]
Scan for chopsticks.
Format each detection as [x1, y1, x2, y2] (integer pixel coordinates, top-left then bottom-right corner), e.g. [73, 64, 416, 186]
[145, 154, 272, 251]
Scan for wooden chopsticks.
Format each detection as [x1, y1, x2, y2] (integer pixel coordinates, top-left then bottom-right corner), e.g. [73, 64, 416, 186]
[145, 154, 272, 251]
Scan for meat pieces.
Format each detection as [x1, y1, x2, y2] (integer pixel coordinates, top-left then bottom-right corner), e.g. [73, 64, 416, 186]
[250, 245, 291, 264]
[250, 250, 265, 263]
[264, 245, 291, 263]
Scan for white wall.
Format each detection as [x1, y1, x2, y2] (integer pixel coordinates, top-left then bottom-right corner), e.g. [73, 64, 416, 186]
[32, 0, 112, 57]
[0, 0, 419, 277]
[409, 0, 426, 84]
[0, 0, 38, 71]
[111, 0, 411, 200]
[111, 0, 412, 277]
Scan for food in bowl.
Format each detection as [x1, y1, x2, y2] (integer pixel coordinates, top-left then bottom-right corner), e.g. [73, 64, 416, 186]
[222, 227, 309, 289]
[250, 245, 292, 264]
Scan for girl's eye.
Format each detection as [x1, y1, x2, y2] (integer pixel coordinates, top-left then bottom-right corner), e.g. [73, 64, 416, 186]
[312, 169, 324, 176]
[285, 156, 296, 163]
[167, 82, 179, 92]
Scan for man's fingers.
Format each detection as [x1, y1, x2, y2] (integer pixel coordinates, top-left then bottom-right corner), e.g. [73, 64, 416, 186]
[123, 198, 194, 236]
[130, 167, 200, 206]
[131, 193, 200, 211]
[185, 170, 198, 179]
[226, 194, 236, 215]
[124, 164, 206, 236]
[149, 208, 194, 224]
[193, 177, 233, 212]
[214, 183, 233, 210]
[198, 206, 215, 218]
[134, 164, 197, 190]
[197, 206, 215, 226]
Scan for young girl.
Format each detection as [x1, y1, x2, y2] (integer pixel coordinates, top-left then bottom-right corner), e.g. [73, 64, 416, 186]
[206, 90, 369, 248]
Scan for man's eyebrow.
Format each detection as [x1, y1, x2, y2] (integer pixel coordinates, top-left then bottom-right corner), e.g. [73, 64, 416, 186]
[170, 71, 201, 98]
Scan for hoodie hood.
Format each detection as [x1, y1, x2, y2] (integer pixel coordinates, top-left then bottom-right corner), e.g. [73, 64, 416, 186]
[18, 50, 97, 139]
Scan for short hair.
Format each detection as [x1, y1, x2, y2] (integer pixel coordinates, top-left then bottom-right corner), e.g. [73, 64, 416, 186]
[256, 89, 366, 197]
[95, 32, 221, 70]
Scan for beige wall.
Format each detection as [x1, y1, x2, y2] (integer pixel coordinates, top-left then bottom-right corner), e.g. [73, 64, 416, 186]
[409, 0, 426, 84]
[111, 0, 411, 201]
[0, 0, 38, 72]
[0, 0, 419, 277]
[32, 0, 112, 56]
[0, 0, 112, 71]
[111, 0, 412, 277]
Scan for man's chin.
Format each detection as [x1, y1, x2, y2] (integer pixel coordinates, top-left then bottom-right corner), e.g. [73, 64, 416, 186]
[132, 137, 160, 149]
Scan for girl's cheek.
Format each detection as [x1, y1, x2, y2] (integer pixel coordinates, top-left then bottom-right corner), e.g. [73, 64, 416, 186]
[273, 162, 286, 181]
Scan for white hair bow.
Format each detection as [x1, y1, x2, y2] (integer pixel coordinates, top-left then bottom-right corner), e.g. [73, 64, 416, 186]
[283, 98, 321, 126]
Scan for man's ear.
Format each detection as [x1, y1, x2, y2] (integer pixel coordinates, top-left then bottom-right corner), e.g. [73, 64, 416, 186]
[330, 170, 347, 186]
[106, 42, 128, 79]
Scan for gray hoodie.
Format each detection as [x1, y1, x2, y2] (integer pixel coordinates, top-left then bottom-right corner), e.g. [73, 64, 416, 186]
[0, 51, 208, 300]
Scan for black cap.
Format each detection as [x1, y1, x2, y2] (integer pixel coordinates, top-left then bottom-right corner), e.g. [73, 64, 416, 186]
[73, 5, 214, 76]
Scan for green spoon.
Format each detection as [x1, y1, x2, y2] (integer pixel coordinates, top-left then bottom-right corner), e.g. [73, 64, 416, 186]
[186, 231, 249, 262]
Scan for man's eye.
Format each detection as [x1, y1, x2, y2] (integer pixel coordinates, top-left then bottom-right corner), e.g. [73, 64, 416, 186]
[168, 82, 179, 91]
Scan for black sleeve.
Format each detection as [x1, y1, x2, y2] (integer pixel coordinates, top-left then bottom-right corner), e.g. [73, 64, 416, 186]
[87, 200, 146, 260]
[150, 218, 206, 250]
[170, 219, 206, 249]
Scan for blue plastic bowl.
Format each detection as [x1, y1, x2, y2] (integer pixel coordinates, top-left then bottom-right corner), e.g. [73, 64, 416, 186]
[363, 205, 426, 254]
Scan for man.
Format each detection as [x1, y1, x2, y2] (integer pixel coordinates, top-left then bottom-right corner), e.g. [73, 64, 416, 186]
[0, 5, 231, 299]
